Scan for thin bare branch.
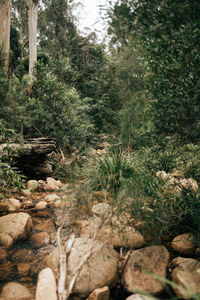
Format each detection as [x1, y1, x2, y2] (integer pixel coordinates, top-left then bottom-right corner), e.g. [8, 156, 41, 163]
[57, 227, 75, 300]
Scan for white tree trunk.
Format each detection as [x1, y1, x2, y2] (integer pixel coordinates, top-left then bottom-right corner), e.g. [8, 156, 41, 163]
[19, 9, 23, 44]
[28, 0, 38, 80]
[0, 0, 12, 71]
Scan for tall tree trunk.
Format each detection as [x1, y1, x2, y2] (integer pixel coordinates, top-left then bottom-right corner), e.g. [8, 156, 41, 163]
[28, 0, 38, 80]
[19, 8, 23, 44]
[0, 0, 12, 71]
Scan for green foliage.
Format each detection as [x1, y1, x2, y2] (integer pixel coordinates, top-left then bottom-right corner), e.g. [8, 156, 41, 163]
[0, 48, 9, 111]
[141, 143, 179, 174]
[39, 0, 77, 58]
[10, 26, 22, 73]
[145, 273, 200, 300]
[84, 143, 200, 244]
[0, 120, 26, 192]
[68, 38, 121, 133]
[120, 92, 153, 148]
[6, 0, 122, 150]
[108, 0, 200, 143]
[108, 43, 152, 147]
[0, 160, 26, 192]
[84, 149, 147, 195]
[0, 119, 19, 142]
[10, 62, 94, 150]
[39, 0, 121, 134]
[123, 184, 200, 243]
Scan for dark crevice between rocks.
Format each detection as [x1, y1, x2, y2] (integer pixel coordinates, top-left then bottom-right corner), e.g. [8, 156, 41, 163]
[0, 137, 56, 180]
[15, 154, 53, 180]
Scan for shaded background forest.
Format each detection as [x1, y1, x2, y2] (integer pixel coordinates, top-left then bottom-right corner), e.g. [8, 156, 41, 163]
[1, 0, 200, 150]
[1, 0, 200, 269]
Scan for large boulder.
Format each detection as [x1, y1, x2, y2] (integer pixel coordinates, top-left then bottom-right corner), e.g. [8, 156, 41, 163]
[0, 213, 32, 247]
[47, 237, 119, 298]
[35, 268, 57, 300]
[0, 282, 33, 299]
[170, 257, 200, 299]
[79, 217, 144, 249]
[122, 246, 169, 295]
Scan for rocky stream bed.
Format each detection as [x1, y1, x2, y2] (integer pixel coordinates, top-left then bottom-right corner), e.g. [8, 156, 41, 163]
[0, 177, 200, 300]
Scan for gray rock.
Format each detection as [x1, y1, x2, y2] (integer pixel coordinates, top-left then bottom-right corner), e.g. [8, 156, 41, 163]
[122, 246, 169, 295]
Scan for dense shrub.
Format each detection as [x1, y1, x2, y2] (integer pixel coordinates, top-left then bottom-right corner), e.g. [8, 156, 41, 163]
[84, 144, 200, 244]
[5, 62, 94, 150]
[84, 150, 141, 194]
[0, 120, 26, 192]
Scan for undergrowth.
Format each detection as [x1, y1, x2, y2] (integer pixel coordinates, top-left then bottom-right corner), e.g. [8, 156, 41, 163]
[0, 120, 26, 193]
[82, 142, 200, 244]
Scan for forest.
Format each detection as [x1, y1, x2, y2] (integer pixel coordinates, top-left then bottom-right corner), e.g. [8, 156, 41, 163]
[0, 0, 200, 299]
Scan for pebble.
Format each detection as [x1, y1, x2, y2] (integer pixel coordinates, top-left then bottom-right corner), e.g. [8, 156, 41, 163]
[44, 194, 60, 203]
[35, 201, 48, 210]
[8, 197, 22, 210]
